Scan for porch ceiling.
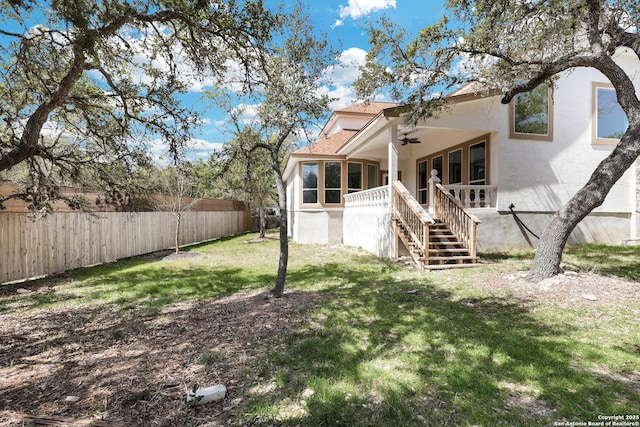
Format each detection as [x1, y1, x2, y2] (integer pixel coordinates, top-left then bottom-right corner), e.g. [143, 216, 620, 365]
[345, 125, 490, 161]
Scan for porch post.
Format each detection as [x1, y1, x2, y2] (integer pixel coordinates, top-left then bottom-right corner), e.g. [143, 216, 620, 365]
[388, 125, 399, 194]
[388, 124, 398, 258]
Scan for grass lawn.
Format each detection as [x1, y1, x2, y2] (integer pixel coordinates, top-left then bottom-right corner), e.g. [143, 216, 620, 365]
[1, 234, 639, 426]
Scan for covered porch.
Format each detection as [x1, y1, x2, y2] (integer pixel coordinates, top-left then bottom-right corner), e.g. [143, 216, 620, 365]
[339, 113, 498, 267]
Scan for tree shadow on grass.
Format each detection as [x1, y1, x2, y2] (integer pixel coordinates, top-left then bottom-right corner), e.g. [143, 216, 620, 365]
[245, 262, 640, 426]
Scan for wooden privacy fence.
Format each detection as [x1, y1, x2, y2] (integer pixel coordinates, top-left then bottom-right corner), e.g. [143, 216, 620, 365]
[1, 208, 250, 284]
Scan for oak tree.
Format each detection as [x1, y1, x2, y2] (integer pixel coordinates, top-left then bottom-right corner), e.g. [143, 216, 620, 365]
[0, 0, 275, 212]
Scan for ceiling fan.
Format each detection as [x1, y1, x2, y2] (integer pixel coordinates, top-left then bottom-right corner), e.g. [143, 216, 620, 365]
[399, 133, 421, 146]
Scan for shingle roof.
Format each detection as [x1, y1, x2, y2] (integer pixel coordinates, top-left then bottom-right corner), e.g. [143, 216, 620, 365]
[293, 129, 358, 156]
[336, 101, 398, 115]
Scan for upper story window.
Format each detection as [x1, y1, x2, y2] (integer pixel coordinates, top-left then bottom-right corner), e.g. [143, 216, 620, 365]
[302, 162, 318, 204]
[593, 83, 628, 145]
[324, 162, 342, 204]
[299, 159, 380, 208]
[510, 83, 553, 141]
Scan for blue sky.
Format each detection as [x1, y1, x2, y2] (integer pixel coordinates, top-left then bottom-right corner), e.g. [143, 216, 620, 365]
[179, 0, 449, 161]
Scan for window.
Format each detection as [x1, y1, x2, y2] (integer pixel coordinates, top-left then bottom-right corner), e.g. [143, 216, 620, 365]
[324, 162, 342, 204]
[367, 164, 379, 189]
[469, 141, 486, 203]
[347, 162, 362, 193]
[302, 162, 318, 204]
[469, 142, 486, 185]
[416, 135, 488, 194]
[448, 149, 462, 185]
[510, 83, 553, 141]
[432, 155, 443, 182]
[299, 159, 380, 208]
[417, 160, 428, 204]
[594, 83, 628, 144]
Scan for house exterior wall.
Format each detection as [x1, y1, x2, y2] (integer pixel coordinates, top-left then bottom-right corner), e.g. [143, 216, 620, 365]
[475, 211, 631, 251]
[286, 164, 344, 245]
[290, 209, 344, 245]
[342, 187, 393, 257]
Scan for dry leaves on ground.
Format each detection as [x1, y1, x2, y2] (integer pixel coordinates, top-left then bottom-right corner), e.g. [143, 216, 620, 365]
[0, 289, 324, 426]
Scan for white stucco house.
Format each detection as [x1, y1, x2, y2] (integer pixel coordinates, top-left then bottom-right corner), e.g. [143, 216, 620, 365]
[283, 48, 640, 269]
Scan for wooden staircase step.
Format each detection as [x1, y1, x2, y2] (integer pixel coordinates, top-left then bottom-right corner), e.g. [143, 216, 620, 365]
[423, 263, 482, 270]
[429, 231, 455, 239]
[422, 255, 478, 264]
[428, 248, 470, 254]
[429, 241, 465, 247]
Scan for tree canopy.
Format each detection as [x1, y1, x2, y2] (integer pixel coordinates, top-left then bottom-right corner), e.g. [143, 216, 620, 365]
[357, 0, 640, 281]
[0, 0, 276, 213]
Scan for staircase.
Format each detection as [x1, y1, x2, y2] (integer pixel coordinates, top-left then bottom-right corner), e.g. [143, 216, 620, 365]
[425, 221, 479, 269]
[392, 181, 480, 270]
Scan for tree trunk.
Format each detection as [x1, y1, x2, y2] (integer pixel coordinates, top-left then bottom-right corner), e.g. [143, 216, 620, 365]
[268, 150, 288, 298]
[258, 192, 266, 239]
[528, 126, 640, 282]
[175, 212, 181, 254]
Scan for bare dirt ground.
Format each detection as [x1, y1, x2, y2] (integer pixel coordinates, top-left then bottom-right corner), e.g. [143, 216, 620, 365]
[1, 267, 639, 426]
[0, 288, 323, 427]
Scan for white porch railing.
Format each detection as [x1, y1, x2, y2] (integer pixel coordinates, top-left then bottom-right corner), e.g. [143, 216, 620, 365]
[443, 185, 497, 208]
[343, 186, 389, 208]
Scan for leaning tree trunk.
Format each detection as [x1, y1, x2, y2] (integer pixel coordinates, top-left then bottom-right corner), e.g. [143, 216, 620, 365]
[528, 127, 640, 282]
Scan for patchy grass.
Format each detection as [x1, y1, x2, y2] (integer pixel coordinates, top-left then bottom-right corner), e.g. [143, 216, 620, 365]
[564, 243, 640, 280]
[1, 234, 639, 426]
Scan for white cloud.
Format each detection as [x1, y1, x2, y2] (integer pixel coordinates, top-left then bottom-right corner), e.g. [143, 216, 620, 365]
[185, 138, 224, 160]
[319, 47, 372, 110]
[337, 0, 396, 20]
[147, 137, 223, 164]
[325, 47, 367, 85]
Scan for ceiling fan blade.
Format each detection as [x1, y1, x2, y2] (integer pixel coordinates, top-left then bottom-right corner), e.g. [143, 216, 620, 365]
[399, 133, 421, 145]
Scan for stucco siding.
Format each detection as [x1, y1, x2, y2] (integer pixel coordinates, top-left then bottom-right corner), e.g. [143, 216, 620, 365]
[342, 204, 392, 257]
[475, 211, 631, 251]
[291, 210, 343, 245]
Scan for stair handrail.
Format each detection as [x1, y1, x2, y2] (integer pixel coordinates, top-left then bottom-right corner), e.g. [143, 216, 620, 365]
[433, 183, 481, 257]
[392, 181, 435, 257]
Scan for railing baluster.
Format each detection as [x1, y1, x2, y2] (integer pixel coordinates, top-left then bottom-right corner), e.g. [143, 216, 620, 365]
[441, 185, 497, 208]
[433, 183, 481, 256]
